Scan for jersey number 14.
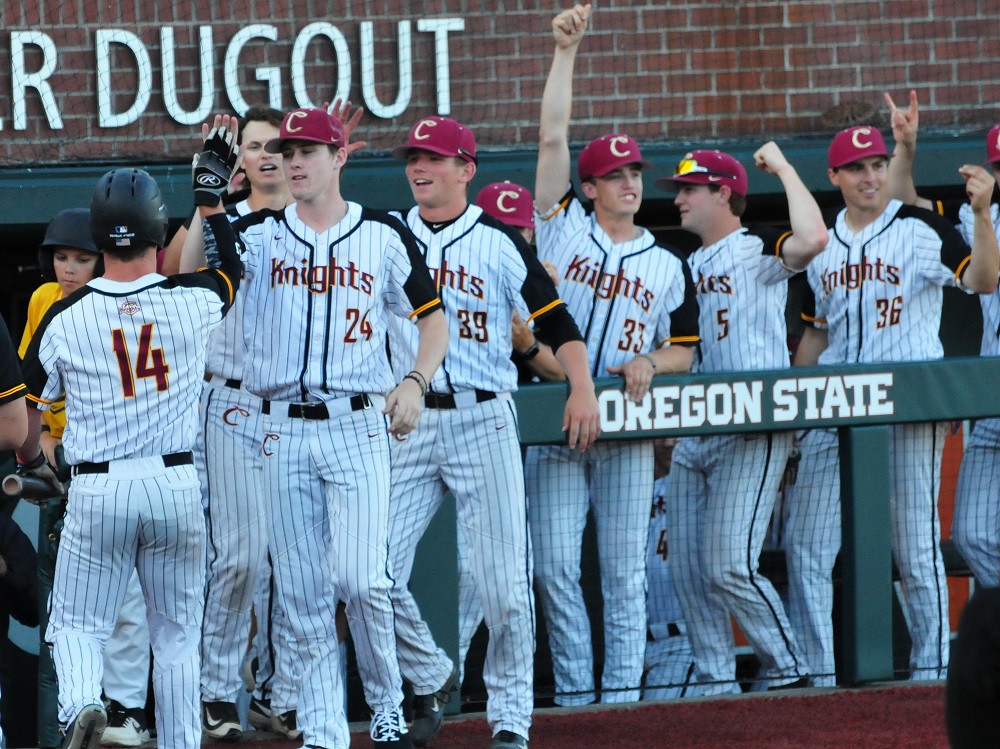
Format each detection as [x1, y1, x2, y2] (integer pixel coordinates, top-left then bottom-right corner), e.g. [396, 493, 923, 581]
[112, 323, 170, 396]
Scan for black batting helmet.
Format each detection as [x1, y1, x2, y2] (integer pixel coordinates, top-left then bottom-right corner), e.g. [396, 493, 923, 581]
[90, 168, 168, 253]
[38, 208, 104, 282]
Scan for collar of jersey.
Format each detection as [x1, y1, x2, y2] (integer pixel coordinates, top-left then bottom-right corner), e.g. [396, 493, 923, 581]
[88, 273, 164, 293]
[587, 213, 654, 254]
[407, 204, 480, 238]
[284, 201, 363, 239]
[834, 198, 902, 246]
[692, 226, 748, 265]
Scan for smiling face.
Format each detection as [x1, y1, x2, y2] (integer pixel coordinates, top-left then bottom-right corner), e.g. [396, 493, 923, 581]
[405, 149, 476, 219]
[240, 119, 284, 193]
[52, 247, 100, 295]
[828, 156, 890, 217]
[582, 165, 644, 220]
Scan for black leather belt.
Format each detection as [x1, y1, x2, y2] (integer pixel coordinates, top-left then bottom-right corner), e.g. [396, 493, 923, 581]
[424, 389, 496, 409]
[262, 395, 371, 419]
[204, 373, 242, 389]
[647, 623, 682, 641]
[73, 451, 194, 476]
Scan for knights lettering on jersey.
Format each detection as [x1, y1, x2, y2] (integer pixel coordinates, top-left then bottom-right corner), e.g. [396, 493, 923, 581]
[269, 256, 375, 296]
[428, 259, 485, 299]
[695, 273, 733, 295]
[819, 257, 901, 296]
[564, 254, 656, 311]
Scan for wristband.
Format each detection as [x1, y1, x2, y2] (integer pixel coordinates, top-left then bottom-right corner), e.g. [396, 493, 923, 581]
[404, 371, 427, 396]
[18, 453, 46, 470]
[637, 353, 657, 373]
[520, 341, 541, 360]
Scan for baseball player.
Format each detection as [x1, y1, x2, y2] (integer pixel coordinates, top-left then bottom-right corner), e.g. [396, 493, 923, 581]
[234, 107, 448, 749]
[18, 210, 152, 748]
[784, 119, 999, 685]
[15, 121, 243, 749]
[656, 142, 828, 694]
[643, 439, 696, 701]
[384, 121, 599, 749]
[527, 3, 700, 707]
[0, 322, 27, 450]
[886, 100, 1000, 590]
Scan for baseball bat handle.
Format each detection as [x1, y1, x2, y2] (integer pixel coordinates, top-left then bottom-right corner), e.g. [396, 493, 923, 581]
[1, 474, 64, 503]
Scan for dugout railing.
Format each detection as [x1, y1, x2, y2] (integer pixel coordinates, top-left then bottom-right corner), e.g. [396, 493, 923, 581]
[408, 356, 999, 712]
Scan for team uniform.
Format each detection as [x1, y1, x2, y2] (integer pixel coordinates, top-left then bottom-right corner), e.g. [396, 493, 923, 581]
[786, 198, 974, 683]
[949, 202, 1000, 588]
[643, 475, 695, 701]
[20, 211, 240, 749]
[195, 198, 271, 731]
[387, 204, 582, 740]
[525, 187, 699, 705]
[667, 226, 806, 695]
[235, 201, 442, 749]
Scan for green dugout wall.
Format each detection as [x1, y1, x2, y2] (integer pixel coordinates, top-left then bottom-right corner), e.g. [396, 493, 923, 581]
[412, 356, 1000, 707]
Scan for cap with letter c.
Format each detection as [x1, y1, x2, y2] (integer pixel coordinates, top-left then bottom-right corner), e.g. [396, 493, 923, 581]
[577, 133, 652, 182]
[474, 181, 534, 229]
[264, 108, 346, 154]
[827, 125, 890, 169]
[393, 116, 477, 164]
[986, 123, 1000, 165]
[656, 149, 748, 197]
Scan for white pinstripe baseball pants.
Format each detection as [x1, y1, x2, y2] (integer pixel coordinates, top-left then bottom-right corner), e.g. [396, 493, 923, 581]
[47, 460, 205, 749]
[389, 396, 535, 739]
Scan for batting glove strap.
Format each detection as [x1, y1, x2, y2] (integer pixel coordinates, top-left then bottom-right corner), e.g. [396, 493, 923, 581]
[193, 151, 233, 207]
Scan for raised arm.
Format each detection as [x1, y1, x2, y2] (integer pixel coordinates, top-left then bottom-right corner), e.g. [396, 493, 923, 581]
[535, 4, 591, 212]
[959, 164, 1000, 294]
[754, 141, 829, 270]
[885, 90, 934, 209]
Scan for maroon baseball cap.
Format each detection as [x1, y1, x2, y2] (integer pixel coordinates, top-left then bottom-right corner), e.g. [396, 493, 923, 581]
[827, 126, 890, 169]
[577, 134, 652, 182]
[264, 108, 345, 154]
[392, 116, 477, 164]
[987, 124, 1000, 165]
[656, 150, 748, 197]
[475, 181, 534, 229]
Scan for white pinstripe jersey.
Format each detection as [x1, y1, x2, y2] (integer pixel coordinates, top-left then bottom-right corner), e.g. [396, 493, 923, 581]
[688, 227, 795, 373]
[201, 199, 253, 380]
[803, 199, 973, 365]
[20, 272, 233, 464]
[235, 201, 442, 401]
[535, 189, 699, 377]
[952, 202, 1000, 356]
[647, 475, 686, 636]
[387, 204, 567, 393]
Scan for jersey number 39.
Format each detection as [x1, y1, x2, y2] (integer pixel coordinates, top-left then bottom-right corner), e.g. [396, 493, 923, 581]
[112, 323, 170, 397]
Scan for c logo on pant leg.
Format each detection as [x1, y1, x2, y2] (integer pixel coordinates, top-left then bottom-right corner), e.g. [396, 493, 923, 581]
[223, 406, 250, 426]
[262, 432, 280, 457]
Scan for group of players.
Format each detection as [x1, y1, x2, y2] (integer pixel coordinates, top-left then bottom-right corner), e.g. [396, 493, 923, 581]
[5, 3, 1000, 749]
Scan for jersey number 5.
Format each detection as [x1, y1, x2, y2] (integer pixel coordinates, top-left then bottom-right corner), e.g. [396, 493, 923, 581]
[112, 323, 170, 397]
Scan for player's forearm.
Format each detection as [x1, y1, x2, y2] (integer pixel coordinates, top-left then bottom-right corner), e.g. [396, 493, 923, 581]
[14, 405, 42, 463]
[412, 309, 449, 384]
[776, 168, 829, 270]
[963, 214, 1000, 294]
[535, 45, 578, 211]
[647, 345, 694, 375]
[177, 212, 205, 274]
[553, 340, 595, 392]
[793, 326, 828, 367]
[526, 345, 567, 382]
[0, 399, 28, 451]
[202, 212, 242, 296]
[159, 221, 189, 276]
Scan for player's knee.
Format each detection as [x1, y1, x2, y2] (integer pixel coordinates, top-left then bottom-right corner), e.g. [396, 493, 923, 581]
[148, 611, 200, 665]
[704, 558, 745, 592]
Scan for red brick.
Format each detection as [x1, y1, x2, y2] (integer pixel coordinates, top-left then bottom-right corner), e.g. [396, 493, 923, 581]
[639, 7, 689, 29]
[714, 28, 760, 49]
[640, 52, 688, 74]
[763, 69, 811, 90]
[788, 46, 833, 67]
[786, 4, 833, 24]
[858, 65, 909, 87]
[887, 41, 932, 62]
[763, 27, 809, 46]
[691, 94, 739, 116]
[690, 49, 738, 71]
[908, 62, 957, 82]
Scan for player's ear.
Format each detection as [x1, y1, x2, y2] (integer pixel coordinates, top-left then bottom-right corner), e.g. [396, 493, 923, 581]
[828, 167, 839, 187]
[580, 179, 598, 201]
[459, 160, 477, 184]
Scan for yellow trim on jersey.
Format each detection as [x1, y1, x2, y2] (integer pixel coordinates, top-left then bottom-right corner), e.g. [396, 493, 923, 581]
[538, 195, 572, 222]
[933, 199, 945, 216]
[526, 299, 563, 322]
[801, 312, 826, 324]
[409, 298, 443, 320]
[954, 255, 971, 284]
[197, 267, 236, 306]
[26, 392, 55, 406]
[774, 230, 793, 258]
[0, 383, 27, 400]
[664, 335, 700, 345]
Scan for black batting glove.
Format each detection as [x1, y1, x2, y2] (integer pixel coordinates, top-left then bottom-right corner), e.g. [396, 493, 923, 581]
[193, 124, 240, 207]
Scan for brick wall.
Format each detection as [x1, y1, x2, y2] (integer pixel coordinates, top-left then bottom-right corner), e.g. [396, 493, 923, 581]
[1, 0, 998, 164]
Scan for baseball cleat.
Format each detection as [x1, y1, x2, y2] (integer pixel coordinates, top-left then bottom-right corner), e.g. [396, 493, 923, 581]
[241, 650, 259, 693]
[490, 731, 528, 749]
[247, 696, 273, 730]
[370, 708, 412, 747]
[62, 703, 108, 749]
[270, 709, 302, 740]
[101, 700, 150, 747]
[410, 666, 459, 746]
[201, 700, 242, 741]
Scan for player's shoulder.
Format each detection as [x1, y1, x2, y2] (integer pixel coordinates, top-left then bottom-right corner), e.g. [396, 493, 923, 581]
[476, 211, 531, 251]
[360, 206, 411, 233]
[893, 201, 961, 239]
[231, 207, 283, 233]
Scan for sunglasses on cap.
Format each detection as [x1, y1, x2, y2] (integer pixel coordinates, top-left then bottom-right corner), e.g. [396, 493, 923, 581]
[674, 158, 737, 180]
